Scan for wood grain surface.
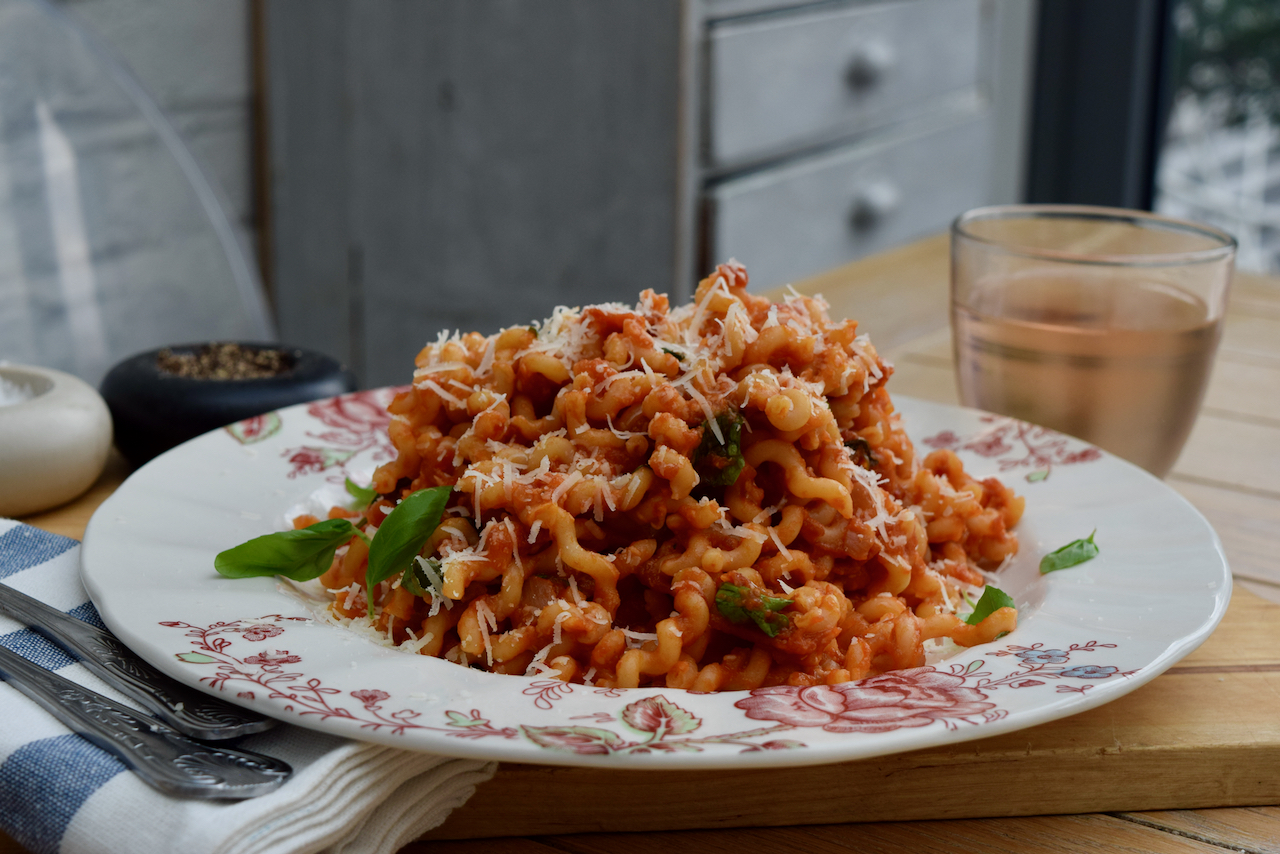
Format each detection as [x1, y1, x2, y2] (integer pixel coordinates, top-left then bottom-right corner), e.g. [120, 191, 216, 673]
[10, 235, 1280, 853]
[414, 815, 1253, 854]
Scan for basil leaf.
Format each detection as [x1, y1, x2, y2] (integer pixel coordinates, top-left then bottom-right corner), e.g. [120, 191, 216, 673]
[402, 556, 454, 606]
[365, 486, 453, 588]
[400, 559, 428, 597]
[1039, 530, 1099, 574]
[215, 519, 355, 581]
[694, 411, 746, 487]
[661, 347, 685, 362]
[715, 583, 790, 637]
[844, 436, 879, 468]
[963, 585, 1016, 626]
[715, 584, 750, 623]
[345, 477, 377, 510]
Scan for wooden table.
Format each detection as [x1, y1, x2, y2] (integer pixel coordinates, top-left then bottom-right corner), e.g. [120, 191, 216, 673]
[14, 234, 1280, 853]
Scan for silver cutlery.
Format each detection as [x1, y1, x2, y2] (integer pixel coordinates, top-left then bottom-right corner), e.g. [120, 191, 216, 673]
[0, 582, 273, 740]
[0, 643, 291, 798]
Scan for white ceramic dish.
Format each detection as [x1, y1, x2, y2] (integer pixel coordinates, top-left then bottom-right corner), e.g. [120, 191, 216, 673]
[0, 364, 112, 517]
[81, 391, 1230, 769]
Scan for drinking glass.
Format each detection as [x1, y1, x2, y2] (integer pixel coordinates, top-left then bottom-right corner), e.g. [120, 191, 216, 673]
[950, 205, 1236, 478]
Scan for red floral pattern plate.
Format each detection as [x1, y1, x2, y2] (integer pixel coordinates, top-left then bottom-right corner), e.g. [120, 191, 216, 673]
[80, 393, 1230, 769]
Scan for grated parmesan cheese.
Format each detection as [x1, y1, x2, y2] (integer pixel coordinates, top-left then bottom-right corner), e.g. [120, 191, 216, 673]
[477, 336, 497, 377]
[622, 629, 659, 649]
[417, 378, 465, 407]
[551, 471, 584, 504]
[767, 526, 793, 561]
[680, 380, 722, 444]
[552, 608, 572, 646]
[475, 600, 498, 666]
[752, 504, 781, 524]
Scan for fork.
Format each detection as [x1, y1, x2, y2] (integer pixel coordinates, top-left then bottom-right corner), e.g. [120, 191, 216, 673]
[0, 643, 291, 798]
[0, 581, 272, 740]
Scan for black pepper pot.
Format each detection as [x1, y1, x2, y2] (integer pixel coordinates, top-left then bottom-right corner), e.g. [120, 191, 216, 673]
[100, 342, 358, 468]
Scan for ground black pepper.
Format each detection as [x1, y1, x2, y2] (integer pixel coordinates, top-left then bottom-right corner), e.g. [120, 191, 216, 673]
[156, 343, 291, 380]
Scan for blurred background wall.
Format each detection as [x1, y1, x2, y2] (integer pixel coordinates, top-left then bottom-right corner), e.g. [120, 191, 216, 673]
[0, 0, 268, 384]
[54, 0, 257, 273]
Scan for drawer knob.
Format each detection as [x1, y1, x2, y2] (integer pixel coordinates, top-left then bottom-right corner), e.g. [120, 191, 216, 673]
[850, 181, 901, 230]
[846, 42, 897, 89]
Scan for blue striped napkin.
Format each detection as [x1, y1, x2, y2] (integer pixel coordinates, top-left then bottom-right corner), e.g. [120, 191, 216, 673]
[0, 520, 495, 854]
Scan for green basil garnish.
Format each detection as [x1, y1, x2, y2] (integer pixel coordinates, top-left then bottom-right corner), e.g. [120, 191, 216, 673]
[345, 477, 377, 510]
[694, 410, 746, 487]
[215, 485, 453, 596]
[215, 518, 357, 581]
[963, 585, 1016, 625]
[715, 583, 790, 637]
[401, 556, 449, 602]
[365, 486, 453, 588]
[661, 347, 685, 362]
[844, 435, 879, 468]
[1039, 531, 1099, 574]
[400, 559, 429, 597]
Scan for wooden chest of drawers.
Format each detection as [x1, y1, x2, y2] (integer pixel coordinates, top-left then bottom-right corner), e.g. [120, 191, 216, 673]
[700, 0, 1033, 292]
[709, 110, 990, 288]
[266, 0, 1034, 384]
[707, 0, 983, 168]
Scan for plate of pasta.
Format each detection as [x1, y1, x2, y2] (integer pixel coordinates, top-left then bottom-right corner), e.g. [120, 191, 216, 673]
[81, 263, 1230, 768]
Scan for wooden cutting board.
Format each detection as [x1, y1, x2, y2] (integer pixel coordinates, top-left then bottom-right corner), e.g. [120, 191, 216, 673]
[428, 586, 1280, 839]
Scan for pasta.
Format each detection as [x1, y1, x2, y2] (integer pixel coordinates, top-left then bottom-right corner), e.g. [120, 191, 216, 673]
[312, 261, 1024, 690]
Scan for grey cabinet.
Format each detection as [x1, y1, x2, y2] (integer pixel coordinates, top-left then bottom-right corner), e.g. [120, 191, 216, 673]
[266, 0, 1033, 386]
[710, 112, 990, 290]
[707, 0, 983, 168]
[701, 0, 1034, 291]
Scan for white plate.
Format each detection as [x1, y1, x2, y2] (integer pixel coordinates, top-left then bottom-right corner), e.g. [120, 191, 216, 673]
[81, 391, 1230, 769]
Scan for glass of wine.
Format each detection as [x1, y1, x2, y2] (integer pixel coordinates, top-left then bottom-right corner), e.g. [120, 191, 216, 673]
[950, 205, 1236, 478]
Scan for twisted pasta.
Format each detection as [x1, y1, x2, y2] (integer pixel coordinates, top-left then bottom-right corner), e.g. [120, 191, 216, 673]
[314, 262, 1023, 690]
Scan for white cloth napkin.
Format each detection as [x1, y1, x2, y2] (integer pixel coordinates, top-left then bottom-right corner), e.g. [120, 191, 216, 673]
[0, 520, 496, 854]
